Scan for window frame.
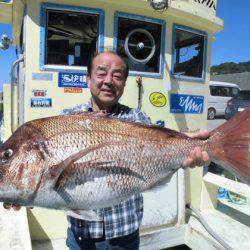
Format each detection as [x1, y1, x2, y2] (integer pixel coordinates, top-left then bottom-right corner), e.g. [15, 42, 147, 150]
[171, 24, 207, 82]
[113, 11, 166, 79]
[40, 3, 105, 72]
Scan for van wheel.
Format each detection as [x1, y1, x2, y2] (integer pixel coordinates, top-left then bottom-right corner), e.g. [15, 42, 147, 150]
[207, 108, 216, 120]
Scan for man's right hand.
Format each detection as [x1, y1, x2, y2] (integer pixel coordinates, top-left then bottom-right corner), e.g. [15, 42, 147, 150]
[3, 203, 22, 211]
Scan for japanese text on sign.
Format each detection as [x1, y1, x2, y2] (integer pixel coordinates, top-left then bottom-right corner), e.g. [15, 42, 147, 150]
[31, 98, 52, 108]
[58, 73, 88, 88]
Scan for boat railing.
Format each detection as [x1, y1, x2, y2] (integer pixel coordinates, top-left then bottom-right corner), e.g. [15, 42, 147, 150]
[201, 172, 250, 212]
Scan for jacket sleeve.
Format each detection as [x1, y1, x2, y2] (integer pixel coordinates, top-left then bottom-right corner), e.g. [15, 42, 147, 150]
[133, 109, 152, 125]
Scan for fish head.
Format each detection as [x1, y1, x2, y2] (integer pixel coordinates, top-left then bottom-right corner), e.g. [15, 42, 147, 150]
[0, 124, 46, 204]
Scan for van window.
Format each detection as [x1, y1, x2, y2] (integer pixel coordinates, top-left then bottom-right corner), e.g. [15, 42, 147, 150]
[210, 86, 239, 97]
[232, 87, 239, 96]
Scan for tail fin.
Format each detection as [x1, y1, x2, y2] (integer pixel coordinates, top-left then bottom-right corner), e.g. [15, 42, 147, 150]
[210, 108, 250, 185]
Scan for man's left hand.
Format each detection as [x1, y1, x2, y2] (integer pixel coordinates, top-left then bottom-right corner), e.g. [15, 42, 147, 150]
[182, 130, 210, 169]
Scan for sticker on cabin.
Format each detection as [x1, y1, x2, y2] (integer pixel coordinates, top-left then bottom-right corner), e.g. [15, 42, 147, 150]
[32, 90, 47, 97]
[64, 88, 83, 93]
[156, 120, 165, 127]
[31, 98, 52, 108]
[170, 94, 204, 114]
[149, 92, 167, 107]
[58, 73, 88, 88]
[32, 73, 53, 81]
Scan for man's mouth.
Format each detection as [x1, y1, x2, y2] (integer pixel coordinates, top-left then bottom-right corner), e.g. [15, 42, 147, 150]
[101, 89, 114, 94]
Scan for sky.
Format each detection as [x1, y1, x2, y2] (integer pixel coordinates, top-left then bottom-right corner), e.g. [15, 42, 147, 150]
[212, 1, 250, 65]
[0, 0, 250, 92]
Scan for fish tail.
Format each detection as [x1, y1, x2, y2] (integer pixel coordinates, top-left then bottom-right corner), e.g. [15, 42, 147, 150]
[209, 108, 250, 184]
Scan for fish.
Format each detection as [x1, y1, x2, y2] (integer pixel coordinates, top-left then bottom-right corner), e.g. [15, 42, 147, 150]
[0, 108, 249, 219]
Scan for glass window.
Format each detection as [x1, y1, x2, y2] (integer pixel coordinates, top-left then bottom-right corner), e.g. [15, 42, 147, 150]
[45, 10, 99, 66]
[172, 26, 206, 79]
[219, 87, 230, 97]
[210, 86, 219, 96]
[40, 4, 104, 71]
[231, 87, 239, 96]
[114, 13, 165, 76]
[210, 86, 240, 97]
[237, 90, 250, 100]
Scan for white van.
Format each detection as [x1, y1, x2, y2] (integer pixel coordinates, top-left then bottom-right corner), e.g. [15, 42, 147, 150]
[208, 81, 240, 119]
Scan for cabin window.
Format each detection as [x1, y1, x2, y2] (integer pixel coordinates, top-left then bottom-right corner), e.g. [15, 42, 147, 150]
[171, 24, 207, 81]
[40, 4, 104, 71]
[114, 12, 165, 78]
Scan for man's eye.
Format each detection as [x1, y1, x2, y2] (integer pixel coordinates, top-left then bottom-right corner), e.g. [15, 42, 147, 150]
[113, 75, 122, 80]
[97, 74, 106, 78]
[96, 71, 106, 76]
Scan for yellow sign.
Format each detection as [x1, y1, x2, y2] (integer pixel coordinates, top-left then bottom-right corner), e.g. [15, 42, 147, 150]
[149, 92, 167, 107]
[64, 88, 83, 93]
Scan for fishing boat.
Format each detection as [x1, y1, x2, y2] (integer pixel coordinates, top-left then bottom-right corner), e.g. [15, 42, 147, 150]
[0, 0, 249, 249]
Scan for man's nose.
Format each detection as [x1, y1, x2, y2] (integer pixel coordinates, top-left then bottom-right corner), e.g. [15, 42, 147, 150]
[103, 74, 113, 84]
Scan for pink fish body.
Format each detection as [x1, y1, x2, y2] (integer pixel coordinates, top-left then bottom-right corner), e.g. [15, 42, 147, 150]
[0, 109, 249, 212]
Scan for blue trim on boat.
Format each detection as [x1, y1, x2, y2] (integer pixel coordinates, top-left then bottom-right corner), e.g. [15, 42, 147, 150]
[171, 24, 207, 83]
[113, 11, 166, 79]
[40, 3, 104, 72]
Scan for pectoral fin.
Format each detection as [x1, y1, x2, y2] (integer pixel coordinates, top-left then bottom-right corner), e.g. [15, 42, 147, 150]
[48, 141, 119, 188]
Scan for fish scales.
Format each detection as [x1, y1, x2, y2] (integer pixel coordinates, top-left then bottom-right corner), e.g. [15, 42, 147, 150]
[0, 109, 249, 212]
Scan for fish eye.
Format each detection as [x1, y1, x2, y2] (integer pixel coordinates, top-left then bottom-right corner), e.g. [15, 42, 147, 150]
[3, 149, 13, 159]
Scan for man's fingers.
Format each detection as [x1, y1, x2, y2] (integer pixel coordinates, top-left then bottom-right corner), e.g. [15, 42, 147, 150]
[202, 151, 210, 166]
[182, 147, 211, 169]
[182, 158, 193, 168]
[12, 204, 21, 211]
[194, 147, 202, 160]
[198, 130, 210, 139]
[3, 203, 22, 211]
[185, 130, 210, 139]
[3, 203, 12, 210]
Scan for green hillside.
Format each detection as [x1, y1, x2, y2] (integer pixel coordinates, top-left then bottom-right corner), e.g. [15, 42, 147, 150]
[211, 61, 250, 75]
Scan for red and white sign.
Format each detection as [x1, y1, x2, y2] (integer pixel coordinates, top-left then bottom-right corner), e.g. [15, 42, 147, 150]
[32, 90, 47, 97]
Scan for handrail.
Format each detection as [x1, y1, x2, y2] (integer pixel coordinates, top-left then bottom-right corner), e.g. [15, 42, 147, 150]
[203, 172, 250, 198]
[10, 55, 24, 133]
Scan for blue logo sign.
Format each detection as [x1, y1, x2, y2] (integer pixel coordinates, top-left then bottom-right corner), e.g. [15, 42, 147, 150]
[58, 73, 88, 88]
[170, 94, 204, 114]
[31, 98, 52, 108]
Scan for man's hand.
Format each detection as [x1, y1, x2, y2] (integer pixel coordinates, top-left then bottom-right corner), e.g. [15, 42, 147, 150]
[182, 130, 210, 169]
[3, 203, 22, 211]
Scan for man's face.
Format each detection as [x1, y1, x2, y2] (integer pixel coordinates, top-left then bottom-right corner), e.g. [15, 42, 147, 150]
[87, 53, 126, 108]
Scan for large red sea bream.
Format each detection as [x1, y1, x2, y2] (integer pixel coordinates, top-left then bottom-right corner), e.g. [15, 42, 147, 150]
[0, 108, 249, 217]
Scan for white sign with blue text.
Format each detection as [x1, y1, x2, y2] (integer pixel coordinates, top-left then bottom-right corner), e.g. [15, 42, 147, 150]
[170, 94, 204, 114]
[58, 73, 88, 88]
[31, 98, 52, 108]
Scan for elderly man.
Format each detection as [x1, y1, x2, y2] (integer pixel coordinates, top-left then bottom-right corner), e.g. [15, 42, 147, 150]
[5, 51, 210, 250]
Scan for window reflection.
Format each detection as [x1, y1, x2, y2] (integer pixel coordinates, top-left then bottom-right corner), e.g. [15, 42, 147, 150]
[173, 28, 205, 78]
[45, 10, 99, 66]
